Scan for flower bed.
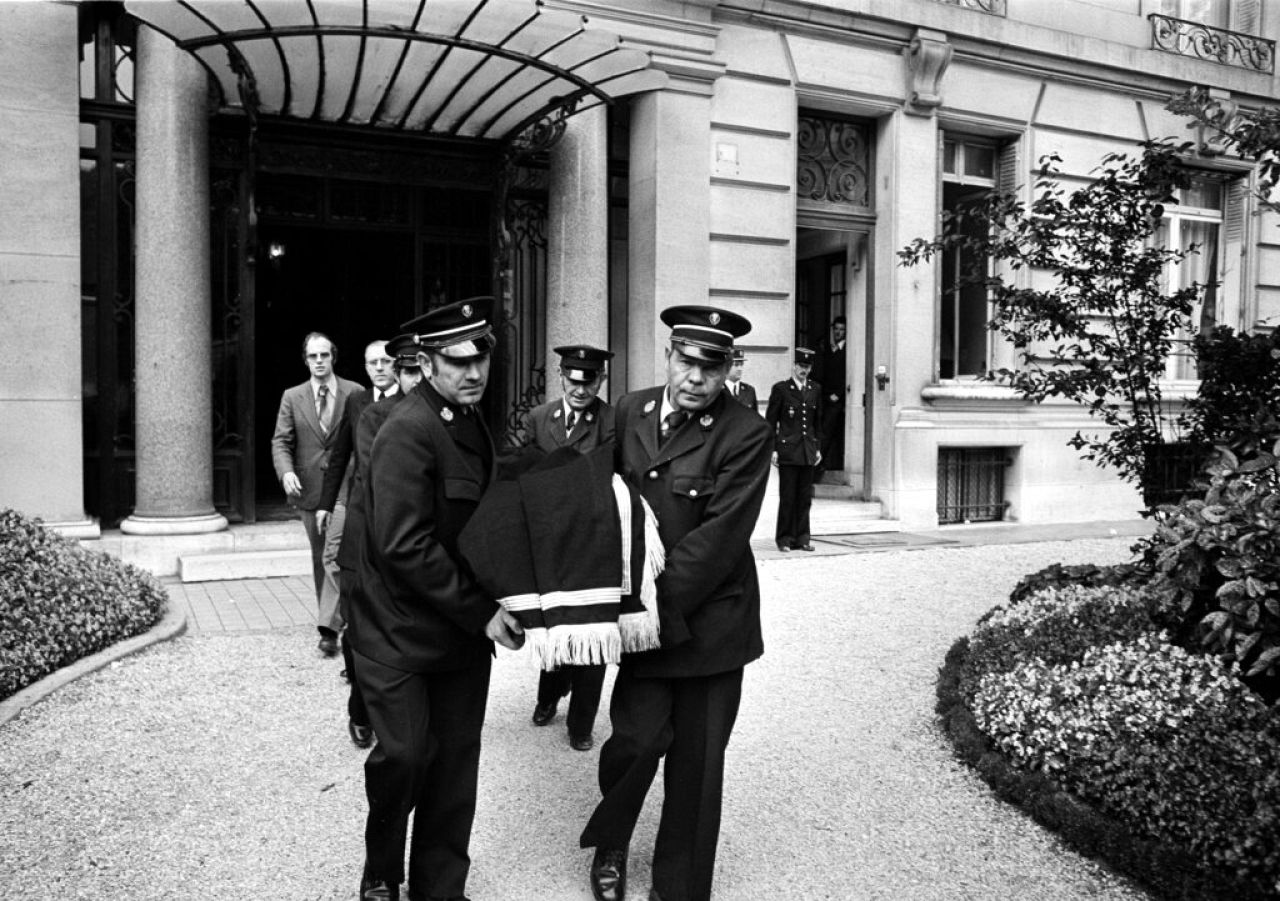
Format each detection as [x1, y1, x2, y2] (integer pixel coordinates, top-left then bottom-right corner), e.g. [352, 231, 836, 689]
[939, 579, 1280, 900]
[0, 508, 168, 700]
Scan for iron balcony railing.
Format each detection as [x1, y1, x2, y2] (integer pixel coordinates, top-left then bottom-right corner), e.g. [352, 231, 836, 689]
[936, 0, 1006, 15]
[1150, 13, 1275, 74]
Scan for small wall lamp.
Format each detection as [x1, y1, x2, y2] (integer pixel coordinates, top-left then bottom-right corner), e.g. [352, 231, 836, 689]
[875, 365, 890, 391]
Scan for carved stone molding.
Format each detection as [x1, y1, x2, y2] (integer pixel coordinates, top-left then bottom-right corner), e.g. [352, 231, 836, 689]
[903, 28, 954, 116]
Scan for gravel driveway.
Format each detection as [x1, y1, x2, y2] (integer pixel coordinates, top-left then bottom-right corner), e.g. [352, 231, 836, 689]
[0, 538, 1153, 900]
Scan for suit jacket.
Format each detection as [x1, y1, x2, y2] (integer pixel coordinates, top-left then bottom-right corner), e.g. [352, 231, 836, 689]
[614, 386, 772, 678]
[727, 380, 758, 413]
[318, 386, 399, 512]
[334, 392, 404, 573]
[270, 376, 361, 511]
[765, 378, 822, 466]
[816, 339, 847, 409]
[525, 396, 616, 455]
[346, 381, 498, 673]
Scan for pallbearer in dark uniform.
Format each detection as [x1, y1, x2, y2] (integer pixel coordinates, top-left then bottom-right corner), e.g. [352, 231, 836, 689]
[346, 298, 524, 901]
[766, 348, 822, 552]
[581, 306, 772, 901]
[724, 348, 758, 413]
[524, 344, 617, 751]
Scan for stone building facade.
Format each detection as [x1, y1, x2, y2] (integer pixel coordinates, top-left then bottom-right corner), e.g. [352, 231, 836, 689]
[1, 0, 1278, 551]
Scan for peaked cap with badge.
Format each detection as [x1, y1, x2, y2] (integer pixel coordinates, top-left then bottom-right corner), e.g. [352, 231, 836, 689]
[402, 296, 497, 360]
[660, 305, 751, 363]
[385, 332, 422, 369]
[555, 344, 614, 382]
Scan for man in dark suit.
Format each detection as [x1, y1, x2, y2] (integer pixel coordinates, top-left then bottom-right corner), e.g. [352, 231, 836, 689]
[524, 344, 617, 751]
[346, 298, 523, 901]
[270, 331, 361, 656]
[581, 305, 772, 901]
[317, 337, 402, 749]
[766, 347, 823, 553]
[724, 348, 758, 413]
[815, 316, 847, 471]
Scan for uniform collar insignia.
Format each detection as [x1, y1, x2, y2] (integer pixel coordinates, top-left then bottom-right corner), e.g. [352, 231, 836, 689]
[553, 407, 561, 419]
[586, 411, 595, 422]
[440, 406, 454, 422]
[699, 414, 714, 429]
[643, 399, 657, 415]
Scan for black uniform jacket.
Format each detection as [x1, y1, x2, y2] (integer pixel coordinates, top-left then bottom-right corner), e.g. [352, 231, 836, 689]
[614, 386, 772, 678]
[729, 381, 758, 414]
[334, 392, 403, 573]
[318, 386, 383, 513]
[346, 381, 498, 674]
[525, 396, 616, 454]
[765, 378, 822, 466]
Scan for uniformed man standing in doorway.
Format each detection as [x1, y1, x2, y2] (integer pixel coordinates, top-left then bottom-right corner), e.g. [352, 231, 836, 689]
[766, 347, 822, 552]
[724, 348, 758, 413]
[524, 344, 617, 751]
[580, 305, 772, 901]
[345, 297, 524, 901]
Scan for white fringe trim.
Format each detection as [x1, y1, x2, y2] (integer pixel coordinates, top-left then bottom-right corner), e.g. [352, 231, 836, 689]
[638, 494, 664, 641]
[613, 474, 633, 595]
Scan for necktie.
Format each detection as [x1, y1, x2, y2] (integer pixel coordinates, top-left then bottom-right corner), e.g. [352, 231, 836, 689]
[317, 385, 331, 434]
[659, 410, 687, 447]
[566, 411, 577, 436]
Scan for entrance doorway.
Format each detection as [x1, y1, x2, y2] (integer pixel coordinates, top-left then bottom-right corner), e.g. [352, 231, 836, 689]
[795, 227, 870, 494]
[254, 225, 415, 513]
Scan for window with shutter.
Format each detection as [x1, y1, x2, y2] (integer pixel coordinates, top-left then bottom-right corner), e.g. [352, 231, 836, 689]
[939, 134, 1012, 380]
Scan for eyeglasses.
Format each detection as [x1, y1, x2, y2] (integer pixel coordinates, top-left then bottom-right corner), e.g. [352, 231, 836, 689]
[365, 356, 393, 368]
[306, 353, 332, 361]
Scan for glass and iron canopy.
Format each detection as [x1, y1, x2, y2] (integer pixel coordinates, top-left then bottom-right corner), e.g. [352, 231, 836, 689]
[123, 0, 667, 139]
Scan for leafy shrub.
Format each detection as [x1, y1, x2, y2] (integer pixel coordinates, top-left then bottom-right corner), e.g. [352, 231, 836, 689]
[0, 508, 167, 700]
[1008, 561, 1151, 604]
[970, 635, 1280, 895]
[1186, 325, 1280, 461]
[962, 584, 1177, 703]
[1141, 450, 1280, 696]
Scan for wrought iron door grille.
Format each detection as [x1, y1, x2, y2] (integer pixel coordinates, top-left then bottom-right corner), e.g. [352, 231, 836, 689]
[937, 447, 1010, 524]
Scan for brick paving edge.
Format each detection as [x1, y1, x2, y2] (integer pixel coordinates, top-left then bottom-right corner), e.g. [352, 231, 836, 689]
[0, 604, 188, 728]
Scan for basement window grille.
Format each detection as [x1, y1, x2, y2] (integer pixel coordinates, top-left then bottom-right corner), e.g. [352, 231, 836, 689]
[937, 447, 1010, 524]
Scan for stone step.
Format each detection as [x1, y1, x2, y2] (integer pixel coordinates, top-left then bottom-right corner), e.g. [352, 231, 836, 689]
[180, 548, 312, 583]
[813, 482, 862, 501]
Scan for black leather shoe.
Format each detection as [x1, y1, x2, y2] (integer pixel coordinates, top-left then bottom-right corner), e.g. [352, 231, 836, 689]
[317, 635, 339, 658]
[775, 542, 790, 553]
[590, 847, 627, 901]
[348, 718, 373, 749]
[794, 543, 816, 552]
[570, 732, 594, 752]
[532, 701, 557, 726]
[360, 877, 399, 900]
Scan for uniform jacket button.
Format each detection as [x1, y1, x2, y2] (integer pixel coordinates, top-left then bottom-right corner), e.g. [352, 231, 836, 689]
[649, 470, 659, 480]
[689, 489, 698, 497]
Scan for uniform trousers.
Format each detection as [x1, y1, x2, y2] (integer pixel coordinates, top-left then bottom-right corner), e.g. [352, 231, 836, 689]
[537, 664, 606, 737]
[774, 464, 816, 548]
[581, 666, 744, 901]
[301, 506, 344, 633]
[338, 571, 369, 728]
[354, 648, 491, 897]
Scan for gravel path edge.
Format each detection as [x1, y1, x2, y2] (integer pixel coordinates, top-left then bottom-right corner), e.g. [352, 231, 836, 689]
[0, 604, 187, 727]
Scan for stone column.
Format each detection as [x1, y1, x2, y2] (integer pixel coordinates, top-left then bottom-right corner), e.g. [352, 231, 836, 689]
[545, 105, 609, 401]
[0, 4, 99, 537]
[121, 28, 227, 535]
[627, 79, 716, 389]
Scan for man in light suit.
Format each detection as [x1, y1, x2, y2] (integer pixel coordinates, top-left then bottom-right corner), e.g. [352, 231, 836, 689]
[725, 348, 758, 413]
[523, 344, 616, 751]
[581, 305, 772, 901]
[271, 331, 361, 656]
